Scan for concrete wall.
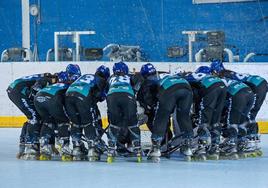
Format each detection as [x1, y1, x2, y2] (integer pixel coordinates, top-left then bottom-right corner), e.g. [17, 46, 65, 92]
[1, 61, 268, 121]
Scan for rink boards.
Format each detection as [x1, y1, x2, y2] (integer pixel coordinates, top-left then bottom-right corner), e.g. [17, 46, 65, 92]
[0, 116, 268, 133]
[0, 62, 268, 133]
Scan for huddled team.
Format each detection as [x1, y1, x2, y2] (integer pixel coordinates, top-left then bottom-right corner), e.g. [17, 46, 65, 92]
[7, 60, 267, 163]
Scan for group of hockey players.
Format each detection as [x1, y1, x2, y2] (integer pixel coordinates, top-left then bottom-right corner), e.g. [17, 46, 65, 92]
[7, 60, 267, 163]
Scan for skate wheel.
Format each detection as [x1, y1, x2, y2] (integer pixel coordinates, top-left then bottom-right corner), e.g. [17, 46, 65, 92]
[184, 156, 192, 162]
[199, 155, 206, 161]
[207, 154, 219, 160]
[238, 153, 247, 159]
[23, 154, 39, 160]
[230, 154, 239, 160]
[256, 150, 263, 157]
[193, 155, 206, 161]
[251, 152, 258, 158]
[246, 152, 255, 158]
[147, 156, 160, 163]
[88, 157, 94, 162]
[152, 157, 160, 163]
[39, 154, 51, 161]
[16, 153, 24, 159]
[107, 156, 114, 163]
[137, 156, 142, 163]
[61, 155, 73, 161]
[88, 156, 100, 162]
[72, 157, 81, 161]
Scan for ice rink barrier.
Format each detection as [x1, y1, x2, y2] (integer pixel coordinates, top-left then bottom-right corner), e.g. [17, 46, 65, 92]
[0, 62, 267, 133]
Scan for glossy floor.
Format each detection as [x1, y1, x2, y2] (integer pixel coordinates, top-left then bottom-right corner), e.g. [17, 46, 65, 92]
[0, 128, 267, 188]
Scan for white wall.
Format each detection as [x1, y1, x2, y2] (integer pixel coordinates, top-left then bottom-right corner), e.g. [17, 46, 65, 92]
[1, 62, 268, 121]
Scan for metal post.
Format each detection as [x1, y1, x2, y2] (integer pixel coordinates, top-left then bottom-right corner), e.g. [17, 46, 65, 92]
[182, 30, 209, 63]
[54, 32, 58, 61]
[21, 0, 30, 50]
[188, 33, 195, 63]
[75, 32, 80, 61]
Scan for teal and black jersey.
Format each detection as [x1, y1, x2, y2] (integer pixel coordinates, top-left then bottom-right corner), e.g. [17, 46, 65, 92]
[7, 73, 48, 96]
[221, 78, 249, 96]
[245, 75, 266, 87]
[66, 74, 96, 97]
[159, 73, 189, 90]
[183, 72, 223, 89]
[66, 74, 108, 103]
[8, 74, 44, 90]
[201, 75, 222, 89]
[107, 75, 134, 96]
[221, 70, 266, 87]
[38, 83, 69, 96]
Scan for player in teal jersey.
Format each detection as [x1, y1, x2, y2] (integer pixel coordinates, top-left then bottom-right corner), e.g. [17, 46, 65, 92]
[139, 63, 194, 162]
[34, 71, 76, 161]
[182, 66, 226, 160]
[106, 62, 142, 163]
[7, 72, 56, 159]
[211, 60, 268, 156]
[65, 65, 110, 161]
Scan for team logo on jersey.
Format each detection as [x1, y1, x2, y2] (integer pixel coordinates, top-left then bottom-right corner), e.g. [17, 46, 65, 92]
[36, 96, 47, 103]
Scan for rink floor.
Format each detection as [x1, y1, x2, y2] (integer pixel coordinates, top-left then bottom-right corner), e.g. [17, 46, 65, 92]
[0, 128, 267, 188]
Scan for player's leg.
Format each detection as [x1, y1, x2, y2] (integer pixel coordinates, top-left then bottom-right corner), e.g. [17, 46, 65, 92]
[148, 90, 176, 162]
[247, 81, 268, 153]
[80, 103, 105, 161]
[65, 96, 87, 160]
[175, 88, 194, 161]
[220, 93, 244, 160]
[16, 122, 28, 159]
[207, 86, 226, 159]
[236, 89, 255, 157]
[123, 95, 142, 162]
[8, 91, 41, 159]
[106, 93, 122, 162]
[49, 95, 72, 161]
[35, 97, 56, 160]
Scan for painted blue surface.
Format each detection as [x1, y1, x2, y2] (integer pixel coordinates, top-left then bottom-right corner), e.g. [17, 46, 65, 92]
[0, 0, 267, 62]
[0, 128, 267, 188]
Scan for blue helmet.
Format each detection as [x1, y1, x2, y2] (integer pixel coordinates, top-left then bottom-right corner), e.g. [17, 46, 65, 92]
[57, 71, 69, 83]
[140, 63, 156, 77]
[95, 65, 110, 80]
[66, 64, 81, 77]
[113, 61, 129, 75]
[195, 66, 211, 74]
[210, 60, 225, 73]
